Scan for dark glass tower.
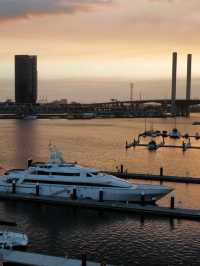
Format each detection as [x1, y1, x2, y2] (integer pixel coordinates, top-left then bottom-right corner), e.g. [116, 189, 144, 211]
[15, 55, 37, 104]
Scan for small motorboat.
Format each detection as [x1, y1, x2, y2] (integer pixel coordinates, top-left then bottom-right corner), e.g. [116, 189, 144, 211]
[142, 130, 161, 138]
[148, 140, 158, 151]
[161, 130, 168, 138]
[0, 231, 28, 250]
[169, 128, 180, 139]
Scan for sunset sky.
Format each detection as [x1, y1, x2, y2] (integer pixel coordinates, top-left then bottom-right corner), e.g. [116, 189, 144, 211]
[0, 0, 200, 101]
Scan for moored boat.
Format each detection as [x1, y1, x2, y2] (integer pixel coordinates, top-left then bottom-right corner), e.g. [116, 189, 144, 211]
[0, 145, 172, 203]
[148, 140, 158, 151]
[169, 128, 180, 139]
[0, 231, 28, 250]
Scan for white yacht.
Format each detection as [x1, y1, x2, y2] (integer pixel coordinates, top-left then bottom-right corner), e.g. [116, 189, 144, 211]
[0, 145, 172, 203]
[0, 231, 28, 250]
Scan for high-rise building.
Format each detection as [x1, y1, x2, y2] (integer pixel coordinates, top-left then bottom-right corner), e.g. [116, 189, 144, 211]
[186, 54, 192, 101]
[15, 55, 37, 104]
[171, 52, 177, 115]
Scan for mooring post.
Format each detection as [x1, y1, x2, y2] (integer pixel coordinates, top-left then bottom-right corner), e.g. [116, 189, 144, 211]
[141, 192, 145, 206]
[36, 183, 40, 196]
[12, 180, 16, 194]
[99, 190, 104, 202]
[73, 188, 77, 200]
[27, 158, 33, 168]
[170, 196, 175, 209]
[81, 254, 87, 266]
[120, 164, 124, 174]
[125, 141, 128, 149]
[160, 167, 163, 176]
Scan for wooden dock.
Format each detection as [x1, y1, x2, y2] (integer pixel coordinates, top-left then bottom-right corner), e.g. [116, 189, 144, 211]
[0, 192, 200, 222]
[125, 141, 200, 151]
[107, 171, 200, 184]
[0, 249, 109, 266]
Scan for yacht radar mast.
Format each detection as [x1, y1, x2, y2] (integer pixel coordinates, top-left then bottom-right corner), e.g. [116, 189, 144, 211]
[48, 144, 65, 164]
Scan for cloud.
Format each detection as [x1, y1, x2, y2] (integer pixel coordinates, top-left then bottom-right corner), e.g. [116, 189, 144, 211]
[0, 0, 113, 21]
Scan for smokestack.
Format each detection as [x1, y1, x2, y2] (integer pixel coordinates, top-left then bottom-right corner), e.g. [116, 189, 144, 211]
[186, 54, 192, 101]
[171, 52, 177, 114]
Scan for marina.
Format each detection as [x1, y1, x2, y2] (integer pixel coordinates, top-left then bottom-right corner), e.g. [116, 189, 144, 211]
[126, 128, 200, 151]
[125, 140, 200, 151]
[2, 1, 200, 265]
[0, 118, 199, 265]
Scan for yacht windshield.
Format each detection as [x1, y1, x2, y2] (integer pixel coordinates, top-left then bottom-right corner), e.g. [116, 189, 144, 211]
[86, 172, 103, 177]
[91, 172, 98, 176]
[87, 172, 99, 177]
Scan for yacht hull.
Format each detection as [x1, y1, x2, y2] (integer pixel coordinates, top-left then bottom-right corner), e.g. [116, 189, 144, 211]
[0, 182, 172, 203]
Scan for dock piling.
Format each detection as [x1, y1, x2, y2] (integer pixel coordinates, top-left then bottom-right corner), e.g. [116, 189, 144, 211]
[27, 159, 33, 168]
[170, 196, 175, 209]
[125, 141, 128, 149]
[12, 181, 16, 194]
[160, 167, 163, 176]
[36, 184, 40, 196]
[141, 193, 145, 206]
[73, 188, 77, 200]
[99, 190, 104, 202]
[120, 164, 124, 174]
[81, 254, 87, 266]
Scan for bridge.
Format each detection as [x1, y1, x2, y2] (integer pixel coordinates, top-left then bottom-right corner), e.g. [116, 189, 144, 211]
[85, 99, 200, 107]
[61, 98, 200, 117]
[0, 98, 198, 118]
[1, 53, 197, 118]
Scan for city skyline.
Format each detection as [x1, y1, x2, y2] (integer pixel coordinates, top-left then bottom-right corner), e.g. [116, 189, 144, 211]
[1, 0, 200, 82]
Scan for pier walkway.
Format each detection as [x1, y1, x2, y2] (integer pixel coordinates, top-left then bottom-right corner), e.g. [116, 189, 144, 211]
[107, 171, 200, 184]
[0, 250, 107, 266]
[125, 141, 200, 151]
[0, 192, 200, 222]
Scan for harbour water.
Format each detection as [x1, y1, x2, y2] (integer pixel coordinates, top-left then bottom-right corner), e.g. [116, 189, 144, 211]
[0, 117, 200, 265]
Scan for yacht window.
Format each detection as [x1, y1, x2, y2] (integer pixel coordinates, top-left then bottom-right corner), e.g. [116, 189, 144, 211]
[23, 179, 117, 187]
[87, 173, 92, 177]
[51, 172, 80, 176]
[31, 171, 50, 175]
[7, 178, 19, 183]
[59, 164, 75, 167]
[31, 171, 80, 176]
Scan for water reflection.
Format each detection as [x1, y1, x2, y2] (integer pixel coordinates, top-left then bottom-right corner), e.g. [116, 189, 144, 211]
[1, 201, 200, 265]
[14, 120, 37, 167]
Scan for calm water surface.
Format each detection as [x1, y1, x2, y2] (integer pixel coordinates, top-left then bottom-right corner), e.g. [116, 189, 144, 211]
[0, 117, 200, 265]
